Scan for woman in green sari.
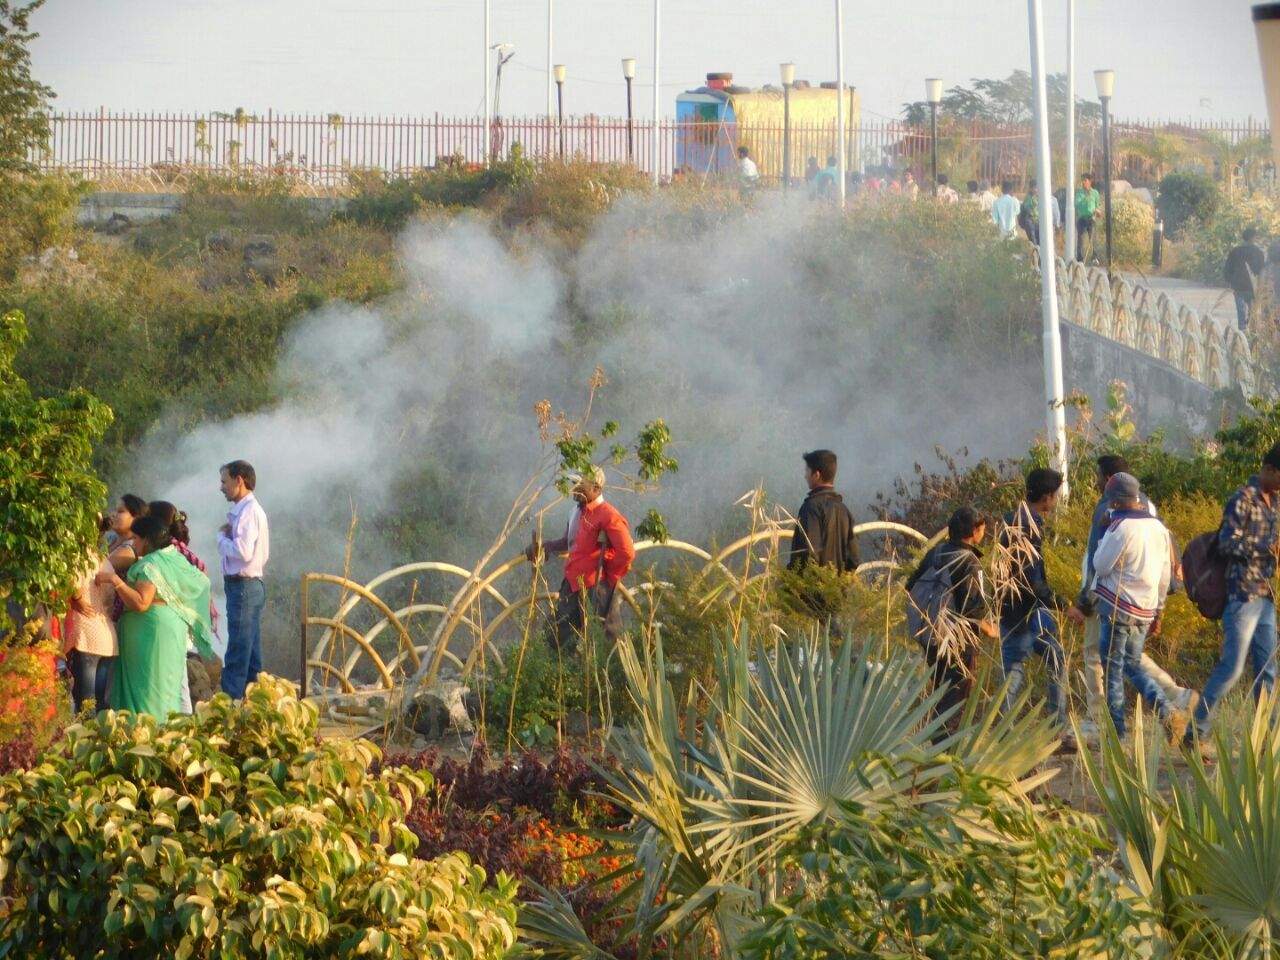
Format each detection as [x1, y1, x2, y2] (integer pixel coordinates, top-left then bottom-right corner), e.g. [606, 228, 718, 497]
[98, 515, 215, 718]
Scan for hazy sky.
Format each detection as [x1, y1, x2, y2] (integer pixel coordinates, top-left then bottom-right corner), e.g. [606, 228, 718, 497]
[29, 0, 1269, 123]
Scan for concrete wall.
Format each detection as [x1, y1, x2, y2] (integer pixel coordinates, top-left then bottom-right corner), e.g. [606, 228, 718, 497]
[77, 191, 349, 228]
[1060, 321, 1226, 441]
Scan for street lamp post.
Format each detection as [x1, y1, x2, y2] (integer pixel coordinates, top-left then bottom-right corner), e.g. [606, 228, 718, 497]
[925, 78, 943, 186]
[835, 0, 846, 208]
[623, 58, 637, 163]
[1095, 68, 1115, 277]
[781, 62, 795, 188]
[555, 64, 566, 158]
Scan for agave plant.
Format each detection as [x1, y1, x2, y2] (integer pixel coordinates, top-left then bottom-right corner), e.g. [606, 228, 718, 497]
[519, 629, 1062, 959]
[1080, 689, 1280, 959]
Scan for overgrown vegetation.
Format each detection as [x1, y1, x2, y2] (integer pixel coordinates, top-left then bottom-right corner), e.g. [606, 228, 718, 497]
[0, 675, 519, 958]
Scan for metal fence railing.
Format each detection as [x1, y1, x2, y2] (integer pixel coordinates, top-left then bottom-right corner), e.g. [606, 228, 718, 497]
[30, 110, 1272, 191]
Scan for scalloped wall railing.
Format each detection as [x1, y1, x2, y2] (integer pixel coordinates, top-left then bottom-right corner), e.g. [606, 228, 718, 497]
[1053, 258, 1256, 396]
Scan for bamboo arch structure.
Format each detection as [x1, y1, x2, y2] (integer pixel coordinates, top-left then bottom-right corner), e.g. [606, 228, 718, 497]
[300, 520, 937, 699]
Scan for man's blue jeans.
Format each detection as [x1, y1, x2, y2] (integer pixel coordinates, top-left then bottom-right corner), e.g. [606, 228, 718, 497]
[221, 578, 266, 699]
[1099, 616, 1169, 737]
[1193, 597, 1277, 738]
[1234, 291, 1254, 331]
[1001, 606, 1067, 724]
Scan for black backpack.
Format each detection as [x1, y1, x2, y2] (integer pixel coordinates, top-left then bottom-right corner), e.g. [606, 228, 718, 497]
[1182, 526, 1228, 620]
[906, 552, 958, 646]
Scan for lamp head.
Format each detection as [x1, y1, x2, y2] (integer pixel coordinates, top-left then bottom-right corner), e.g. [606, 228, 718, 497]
[1094, 68, 1115, 100]
[554, 63, 567, 84]
[622, 58, 637, 80]
[925, 77, 943, 105]
[780, 62, 796, 87]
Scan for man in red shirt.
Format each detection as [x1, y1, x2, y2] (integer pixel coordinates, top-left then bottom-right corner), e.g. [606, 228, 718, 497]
[525, 466, 636, 653]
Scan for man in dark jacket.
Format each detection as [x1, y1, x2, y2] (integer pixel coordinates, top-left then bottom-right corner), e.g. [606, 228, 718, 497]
[997, 468, 1084, 747]
[788, 450, 860, 625]
[1224, 227, 1266, 331]
[906, 506, 997, 729]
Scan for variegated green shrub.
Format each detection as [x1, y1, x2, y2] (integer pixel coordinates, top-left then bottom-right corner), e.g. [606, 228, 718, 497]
[0, 675, 518, 959]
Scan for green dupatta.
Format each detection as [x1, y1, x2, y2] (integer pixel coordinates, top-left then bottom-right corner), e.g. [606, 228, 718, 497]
[127, 545, 215, 658]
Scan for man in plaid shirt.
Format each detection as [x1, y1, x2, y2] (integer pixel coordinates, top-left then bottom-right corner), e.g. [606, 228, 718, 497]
[1189, 442, 1280, 743]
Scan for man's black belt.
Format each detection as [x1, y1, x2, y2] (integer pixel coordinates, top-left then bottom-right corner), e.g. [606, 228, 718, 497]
[223, 574, 262, 583]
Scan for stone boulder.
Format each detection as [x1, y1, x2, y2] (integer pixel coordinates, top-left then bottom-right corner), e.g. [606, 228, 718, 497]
[405, 679, 474, 739]
[100, 212, 132, 235]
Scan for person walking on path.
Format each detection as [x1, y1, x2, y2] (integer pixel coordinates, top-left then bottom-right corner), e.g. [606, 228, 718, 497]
[217, 460, 270, 699]
[1224, 227, 1266, 332]
[526, 466, 635, 655]
[1073, 455, 1193, 735]
[997, 468, 1084, 748]
[1074, 173, 1103, 262]
[991, 180, 1021, 240]
[1187, 443, 1280, 747]
[905, 506, 998, 731]
[1086, 472, 1182, 740]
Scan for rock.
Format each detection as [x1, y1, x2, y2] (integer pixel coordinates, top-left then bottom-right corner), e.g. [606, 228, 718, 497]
[242, 236, 280, 284]
[204, 230, 235, 252]
[100, 212, 132, 235]
[242, 235, 278, 259]
[405, 679, 474, 739]
[1110, 179, 1132, 197]
[187, 655, 216, 705]
[1128, 187, 1154, 206]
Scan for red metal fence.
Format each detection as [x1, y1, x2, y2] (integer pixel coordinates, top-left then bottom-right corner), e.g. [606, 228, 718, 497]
[31, 110, 1271, 190]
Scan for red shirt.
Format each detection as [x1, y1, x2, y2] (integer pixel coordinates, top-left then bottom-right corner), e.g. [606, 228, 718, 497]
[563, 499, 636, 592]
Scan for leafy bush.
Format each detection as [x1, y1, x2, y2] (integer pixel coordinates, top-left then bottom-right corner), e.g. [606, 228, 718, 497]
[0, 625, 70, 775]
[0, 173, 89, 274]
[1158, 170, 1221, 239]
[0, 674, 519, 959]
[1, 309, 111, 629]
[1179, 190, 1280, 285]
[343, 156, 537, 229]
[1110, 194, 1155, 268]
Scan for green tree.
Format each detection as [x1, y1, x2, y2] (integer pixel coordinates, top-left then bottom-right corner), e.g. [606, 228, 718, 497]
[0, 0, 53, 174]
[901, 71, 1102, 127]
[0, 309, 111, 632]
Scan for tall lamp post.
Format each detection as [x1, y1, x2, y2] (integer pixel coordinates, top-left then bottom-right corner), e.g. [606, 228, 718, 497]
[925, 77, 943, 186]
[781, 61, 795, 188]
[555, 64, 567, 158]
[835, 0, 846, 208]
[1094, 68, 1115, 277]
[622, 58, 637, 163]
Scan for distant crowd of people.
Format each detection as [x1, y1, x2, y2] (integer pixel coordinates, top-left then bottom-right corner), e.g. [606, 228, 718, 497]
[61, 460, 270, 719]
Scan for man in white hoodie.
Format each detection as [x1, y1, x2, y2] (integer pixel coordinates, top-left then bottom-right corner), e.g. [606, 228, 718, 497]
[1089, 473, 1179, 738]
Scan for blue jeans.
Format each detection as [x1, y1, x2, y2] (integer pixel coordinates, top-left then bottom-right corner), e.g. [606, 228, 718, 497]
[1001, 606, 1067, 724]
[1193, 597, 1277, 738]
[221, 578, 266, 699]
[1099, 617, 1169, 737]
[67, 649, 113, 713]
[1234, 291, 1254, 331]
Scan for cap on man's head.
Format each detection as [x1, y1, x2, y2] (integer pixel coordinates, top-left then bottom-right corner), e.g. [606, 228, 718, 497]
[1104, 472, 1141, 505]
[571, 465, 606, 489]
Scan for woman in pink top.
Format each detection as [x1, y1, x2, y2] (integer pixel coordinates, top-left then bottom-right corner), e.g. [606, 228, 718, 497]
[66, 547, 118, 712]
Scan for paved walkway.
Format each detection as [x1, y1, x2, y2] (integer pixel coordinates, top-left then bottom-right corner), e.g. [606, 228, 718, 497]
[1119, 271, 1235, 332]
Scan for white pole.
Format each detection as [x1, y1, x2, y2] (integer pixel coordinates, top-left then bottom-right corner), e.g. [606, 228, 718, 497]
[547, 0, 554, 119]
[1028, 0, 1070, 494]
[484, 0, 491, 167]
[835, 0, 846, 208]
[651, 0, 660, 185]
[1064, 0, 1077, 263]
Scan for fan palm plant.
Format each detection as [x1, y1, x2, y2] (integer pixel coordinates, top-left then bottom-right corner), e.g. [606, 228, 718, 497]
[1080, 689, 1280, 958]
[519, 629, 1064, 959]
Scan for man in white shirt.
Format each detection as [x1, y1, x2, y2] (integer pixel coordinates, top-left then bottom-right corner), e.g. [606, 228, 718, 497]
[737, 145, 759, 184]
[934, 173, 959, 204]
[991, 180, 1021, 240]
[977, 179, 997, 214]
[217, 459, 270, 698]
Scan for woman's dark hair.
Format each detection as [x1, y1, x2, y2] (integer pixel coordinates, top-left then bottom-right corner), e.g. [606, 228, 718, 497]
[130, 515, 173, 552]
[947, 506, 989, 542]
[119, 494, 148, 518]
[148, 500, 191, 544]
